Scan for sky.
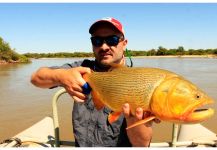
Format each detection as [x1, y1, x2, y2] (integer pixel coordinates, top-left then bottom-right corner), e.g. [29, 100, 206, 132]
[0, 3, 217, 54]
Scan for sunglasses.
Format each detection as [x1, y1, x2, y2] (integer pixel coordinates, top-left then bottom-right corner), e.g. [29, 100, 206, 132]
[90, 35, 124, 47]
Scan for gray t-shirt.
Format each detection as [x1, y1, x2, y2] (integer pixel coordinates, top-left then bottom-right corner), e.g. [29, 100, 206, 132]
[52, 59, 131, 147]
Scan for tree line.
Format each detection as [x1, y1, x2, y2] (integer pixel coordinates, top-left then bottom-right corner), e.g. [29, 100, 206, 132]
[128, 46, 217, 56]
[0, 37, 29, 63]
[24, 52, 94, 58]
[24, 46, 217, 58]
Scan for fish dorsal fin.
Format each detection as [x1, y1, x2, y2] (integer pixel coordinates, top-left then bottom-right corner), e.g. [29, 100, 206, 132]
[126, 116, 156, 130]
[108, 112, 122, 124]
[108, 63, 127, 72]
[107, 56, 127, 71]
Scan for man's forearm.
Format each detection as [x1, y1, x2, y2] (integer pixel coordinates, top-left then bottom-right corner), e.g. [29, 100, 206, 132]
[31, 67, 62, 88]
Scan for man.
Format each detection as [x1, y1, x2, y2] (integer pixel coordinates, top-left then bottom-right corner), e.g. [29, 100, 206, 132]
[31, 17, 154, 147]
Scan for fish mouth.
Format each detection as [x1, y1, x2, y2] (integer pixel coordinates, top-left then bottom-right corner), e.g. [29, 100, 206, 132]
[189, 108, 214, 123]
[193, 107, 214, 115]
[194, 108, 209, 112]
[187, 101, 214, 123]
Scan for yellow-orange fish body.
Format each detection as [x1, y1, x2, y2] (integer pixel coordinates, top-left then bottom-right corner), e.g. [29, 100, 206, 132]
[84, 67, 214, 124]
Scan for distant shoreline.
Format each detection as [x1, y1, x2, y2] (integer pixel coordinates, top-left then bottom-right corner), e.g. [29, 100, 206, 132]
[1, 55, 216, 64]
[31, 54, 217, 59]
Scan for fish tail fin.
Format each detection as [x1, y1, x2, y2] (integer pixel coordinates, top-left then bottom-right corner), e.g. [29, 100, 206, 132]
[108, 112, 122, 124]
[126, 116, 156, 130]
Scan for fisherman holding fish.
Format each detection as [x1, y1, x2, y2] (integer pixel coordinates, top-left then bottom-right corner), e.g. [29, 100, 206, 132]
[31, 17, 161, 147]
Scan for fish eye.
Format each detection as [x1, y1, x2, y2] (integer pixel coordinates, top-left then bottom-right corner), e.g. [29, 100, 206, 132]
[196, 94, 201, 99]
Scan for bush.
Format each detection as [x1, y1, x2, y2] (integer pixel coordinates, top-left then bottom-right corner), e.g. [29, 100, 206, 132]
[0, 36, 30, 63]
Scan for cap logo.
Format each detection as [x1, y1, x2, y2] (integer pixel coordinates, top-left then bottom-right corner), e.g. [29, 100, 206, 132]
[101, 17, 121, 28]
[101, 17, 113, 21]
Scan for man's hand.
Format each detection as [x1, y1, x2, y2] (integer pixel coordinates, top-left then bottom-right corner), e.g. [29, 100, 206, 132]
[58, 67, 91, 102]
[31, 66, 91, 103]
[122, 103, 160, 147]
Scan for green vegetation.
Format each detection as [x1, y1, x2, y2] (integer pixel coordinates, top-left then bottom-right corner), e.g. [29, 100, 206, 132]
[127, 46, 217, 57]
[24, 46, 217, 59]
[0, 37, 30, 63]
[24, 52, 94, 59]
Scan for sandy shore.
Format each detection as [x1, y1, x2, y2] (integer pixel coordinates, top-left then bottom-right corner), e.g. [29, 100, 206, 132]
[0, 60, 7, 64]
[0, 60, 31, 65]
[0, 60, 22, 64]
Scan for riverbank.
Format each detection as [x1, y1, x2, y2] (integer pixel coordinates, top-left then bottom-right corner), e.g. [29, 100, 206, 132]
[0, 60, 7, 64]
[0, 58, 32, 65]
[0, 60, 30, 65]
[0, 60, 18, 65]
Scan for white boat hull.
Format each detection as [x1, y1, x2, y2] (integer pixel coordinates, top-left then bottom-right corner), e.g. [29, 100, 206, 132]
[0, 117, 55, 147]
[1, 117, 216, 147]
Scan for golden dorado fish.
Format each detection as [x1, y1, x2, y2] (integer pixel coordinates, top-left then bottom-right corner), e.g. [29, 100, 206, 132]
[83, 67, 214, 129]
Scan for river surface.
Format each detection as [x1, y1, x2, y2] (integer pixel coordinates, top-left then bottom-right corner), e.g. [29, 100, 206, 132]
[0, 57, 217, 142]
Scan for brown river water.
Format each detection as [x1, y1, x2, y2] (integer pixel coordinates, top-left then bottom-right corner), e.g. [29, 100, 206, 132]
[0, 57, 217, 143]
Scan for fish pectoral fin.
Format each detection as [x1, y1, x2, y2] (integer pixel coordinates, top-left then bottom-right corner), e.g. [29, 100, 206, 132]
[126, 116, 156, 130]
[91, 90, 104, 110]
[108, 112, 122, 124]
[82, 69, 94, 82]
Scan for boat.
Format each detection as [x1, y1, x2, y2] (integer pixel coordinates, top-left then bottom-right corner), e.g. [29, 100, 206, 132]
[1, 88, 216, 147]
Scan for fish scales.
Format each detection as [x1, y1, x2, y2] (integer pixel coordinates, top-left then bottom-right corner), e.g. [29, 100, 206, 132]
[87, 67, 176, 115]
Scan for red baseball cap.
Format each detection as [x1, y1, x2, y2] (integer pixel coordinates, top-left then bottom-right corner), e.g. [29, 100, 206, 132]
[89, 17, 125, 35]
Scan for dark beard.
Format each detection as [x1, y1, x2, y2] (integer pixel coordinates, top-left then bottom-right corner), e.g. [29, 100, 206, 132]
[94, 59, 111, 72]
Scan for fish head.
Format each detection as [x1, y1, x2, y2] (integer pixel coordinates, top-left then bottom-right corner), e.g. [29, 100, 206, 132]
[151, 77, 214, 123]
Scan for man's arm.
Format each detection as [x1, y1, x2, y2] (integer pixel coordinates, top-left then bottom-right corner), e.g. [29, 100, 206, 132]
[31, 66, 91, 102]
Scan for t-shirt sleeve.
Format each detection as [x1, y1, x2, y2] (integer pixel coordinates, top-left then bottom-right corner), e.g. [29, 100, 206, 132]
[49, 61, 83, 69]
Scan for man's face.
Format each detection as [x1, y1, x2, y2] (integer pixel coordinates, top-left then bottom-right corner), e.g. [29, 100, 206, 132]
[91, 24, 128, 68]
